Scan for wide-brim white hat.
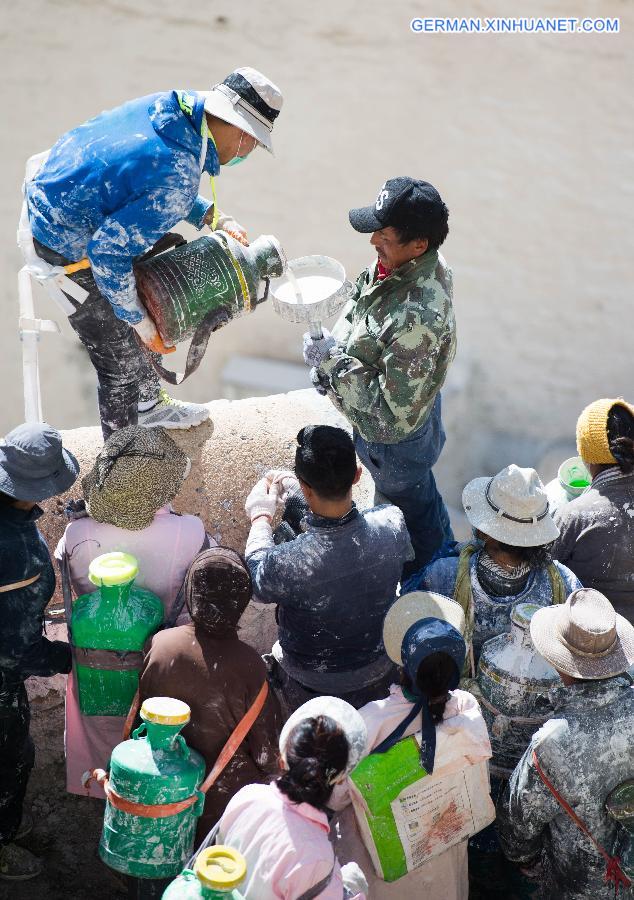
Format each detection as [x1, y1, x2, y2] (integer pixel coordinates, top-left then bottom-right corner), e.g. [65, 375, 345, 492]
[530, 588, 634, 680]
[383, 592, 466, 665]
[462, 464, 559, 548]
[279, 696, 367, 777]
[201, 66, 282, 154]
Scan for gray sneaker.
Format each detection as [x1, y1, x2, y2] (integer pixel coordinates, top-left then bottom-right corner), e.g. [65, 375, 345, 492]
[137, 389, 210, 430]
[0, 844, 43, 881]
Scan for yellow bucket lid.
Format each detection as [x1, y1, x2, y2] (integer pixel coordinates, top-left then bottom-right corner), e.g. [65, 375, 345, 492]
[194, 846, 247, 891]
[140, 697, 191, 726]
[88, 551, 138, 587]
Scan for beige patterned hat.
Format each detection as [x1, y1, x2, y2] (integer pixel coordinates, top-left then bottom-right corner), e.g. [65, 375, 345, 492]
[530, 589, 634, 680]
[82, 426, 189, 531]
[462, 464, 559, 548]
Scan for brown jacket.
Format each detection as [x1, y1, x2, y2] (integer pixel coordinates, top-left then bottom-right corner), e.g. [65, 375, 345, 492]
[139, 624, 282, 841]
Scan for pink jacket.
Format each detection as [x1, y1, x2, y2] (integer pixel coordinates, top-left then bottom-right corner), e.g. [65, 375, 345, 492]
[218, 783, 364, 899]
[57, 504, 209, 624]
[56, 505, 210, 798]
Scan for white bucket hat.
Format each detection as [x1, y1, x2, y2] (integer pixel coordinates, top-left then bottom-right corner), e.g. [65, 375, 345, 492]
[530, 588, 634, 680]
[462, 464, 559, 548]
[279, 696, 367, 780]
[201, 67, 282, 154]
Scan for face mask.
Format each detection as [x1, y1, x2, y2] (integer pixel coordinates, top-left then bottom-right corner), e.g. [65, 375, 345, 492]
[222, 131, 253, 167]
[224, 154, 247, 167]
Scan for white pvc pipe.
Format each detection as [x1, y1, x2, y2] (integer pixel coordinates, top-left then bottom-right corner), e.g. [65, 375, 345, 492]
[18, 266, 43, 423]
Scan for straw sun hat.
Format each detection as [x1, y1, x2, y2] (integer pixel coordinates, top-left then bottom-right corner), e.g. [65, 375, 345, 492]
[462, 464, 559, 548]
[530, 588, 634, 680]
[383, 591, 466, 665]
[82, 426, 189, 531]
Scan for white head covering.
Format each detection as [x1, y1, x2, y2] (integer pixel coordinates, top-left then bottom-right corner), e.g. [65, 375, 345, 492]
[279, 696, 367, 780]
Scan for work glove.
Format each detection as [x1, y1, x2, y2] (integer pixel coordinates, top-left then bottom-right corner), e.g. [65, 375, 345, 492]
[133, 314, 176, 355]
[302, 327, 337, 368]
[266, 470, 300, 502]
[341, 861, 368, 898]
[309, 366, 330, 396]
[245, 478, 280, 523]
[216, 213, 249, 246]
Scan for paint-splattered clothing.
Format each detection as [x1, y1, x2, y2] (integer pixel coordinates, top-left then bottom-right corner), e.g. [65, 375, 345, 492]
[139, 624, 282, 843]
[319, 250, 456, 444]
[499, 675, 634, 899]
[246, 505, 413, 684]
[26, 90, 216, 324]
[414, 550, 582, 658]
[552, 468, 634, 623]
[0, 504, 71, 846]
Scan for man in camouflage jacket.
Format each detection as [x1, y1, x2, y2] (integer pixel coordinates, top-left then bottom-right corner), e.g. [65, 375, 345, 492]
[302, 177, 456, 574]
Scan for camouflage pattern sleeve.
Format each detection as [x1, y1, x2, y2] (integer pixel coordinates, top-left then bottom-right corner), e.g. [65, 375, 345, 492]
[321, 297, 456, 444]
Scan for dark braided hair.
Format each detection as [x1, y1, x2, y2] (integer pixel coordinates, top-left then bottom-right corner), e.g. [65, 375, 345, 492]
[607, 404, 634, 475]
[277, 715, 349, 811]
[401, 652, 457, 724]
[294, 426, 357, 500]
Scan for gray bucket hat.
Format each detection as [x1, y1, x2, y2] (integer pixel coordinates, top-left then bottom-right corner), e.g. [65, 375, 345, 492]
[0, 422, 79, 501]
[82, 426, 189, 531]
[200, 67, 283, 153]
[530, 588, 634, 680]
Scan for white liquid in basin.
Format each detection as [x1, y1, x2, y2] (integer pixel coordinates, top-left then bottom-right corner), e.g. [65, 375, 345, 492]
[275, 274, 342, 305]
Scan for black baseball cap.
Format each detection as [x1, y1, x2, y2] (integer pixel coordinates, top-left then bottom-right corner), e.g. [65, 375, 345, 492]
[349, 177, 447, 233]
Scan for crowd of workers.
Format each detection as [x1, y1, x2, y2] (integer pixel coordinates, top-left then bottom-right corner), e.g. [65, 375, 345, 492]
[1, 66, 633, 900]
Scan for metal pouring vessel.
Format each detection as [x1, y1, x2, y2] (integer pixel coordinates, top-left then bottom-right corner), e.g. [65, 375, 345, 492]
[270, 255, 352, 339]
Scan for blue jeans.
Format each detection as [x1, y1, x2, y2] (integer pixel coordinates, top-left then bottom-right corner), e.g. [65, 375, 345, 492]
[354, 394, 453, 578]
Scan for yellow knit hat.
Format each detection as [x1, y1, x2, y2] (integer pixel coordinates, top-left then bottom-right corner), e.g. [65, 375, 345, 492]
[576, 398, 634, 464]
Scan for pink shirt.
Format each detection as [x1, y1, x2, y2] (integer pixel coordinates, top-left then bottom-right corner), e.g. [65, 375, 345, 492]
[56, 505, 211, 797]
[218, 783, 364, 899]
[330, 687, 492, 900]
[57, 505, 208, 624]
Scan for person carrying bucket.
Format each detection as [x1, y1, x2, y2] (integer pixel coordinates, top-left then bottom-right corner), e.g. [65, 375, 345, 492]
[331, 591, 494, 899]
[301, 177, 456, 578]
[498, 588, 634, 899]
[18, 67, 283, 438]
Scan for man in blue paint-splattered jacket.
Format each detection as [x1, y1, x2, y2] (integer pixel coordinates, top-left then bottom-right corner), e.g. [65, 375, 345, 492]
[19, 67, 282, 437]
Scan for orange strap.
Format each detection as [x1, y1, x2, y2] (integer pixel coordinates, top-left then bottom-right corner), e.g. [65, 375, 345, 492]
[122, 688, 140, 741]
[532, 751, 632, 896]
[0, 573, 40, 593]
[199, 681, 269, 795]
[64, 258, 91, 275]
[86, 681, 269, 819]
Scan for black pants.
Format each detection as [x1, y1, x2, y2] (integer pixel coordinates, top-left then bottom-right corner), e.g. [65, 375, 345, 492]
[0, 682, 35, 846]
[33, 239, 160, 440]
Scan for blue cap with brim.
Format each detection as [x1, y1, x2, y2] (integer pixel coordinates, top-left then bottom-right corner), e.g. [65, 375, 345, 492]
[0, 423, 79, 502]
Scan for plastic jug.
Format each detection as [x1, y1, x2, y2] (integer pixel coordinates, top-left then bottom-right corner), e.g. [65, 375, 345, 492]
[606, 780, 634, 881]
[476, 602, 559, 785]
[162, 846, 247, 898]
[545, 455, 591, 516]
[71, 552, 164, 716]
[135, 232, 286, 345]
[99, 697, 206, 880]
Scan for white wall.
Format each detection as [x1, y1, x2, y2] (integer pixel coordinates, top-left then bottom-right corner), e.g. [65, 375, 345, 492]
[2, 0, 632, 506]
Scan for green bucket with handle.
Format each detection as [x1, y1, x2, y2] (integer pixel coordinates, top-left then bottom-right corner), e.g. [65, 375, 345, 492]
[71, 552, 164, 716]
